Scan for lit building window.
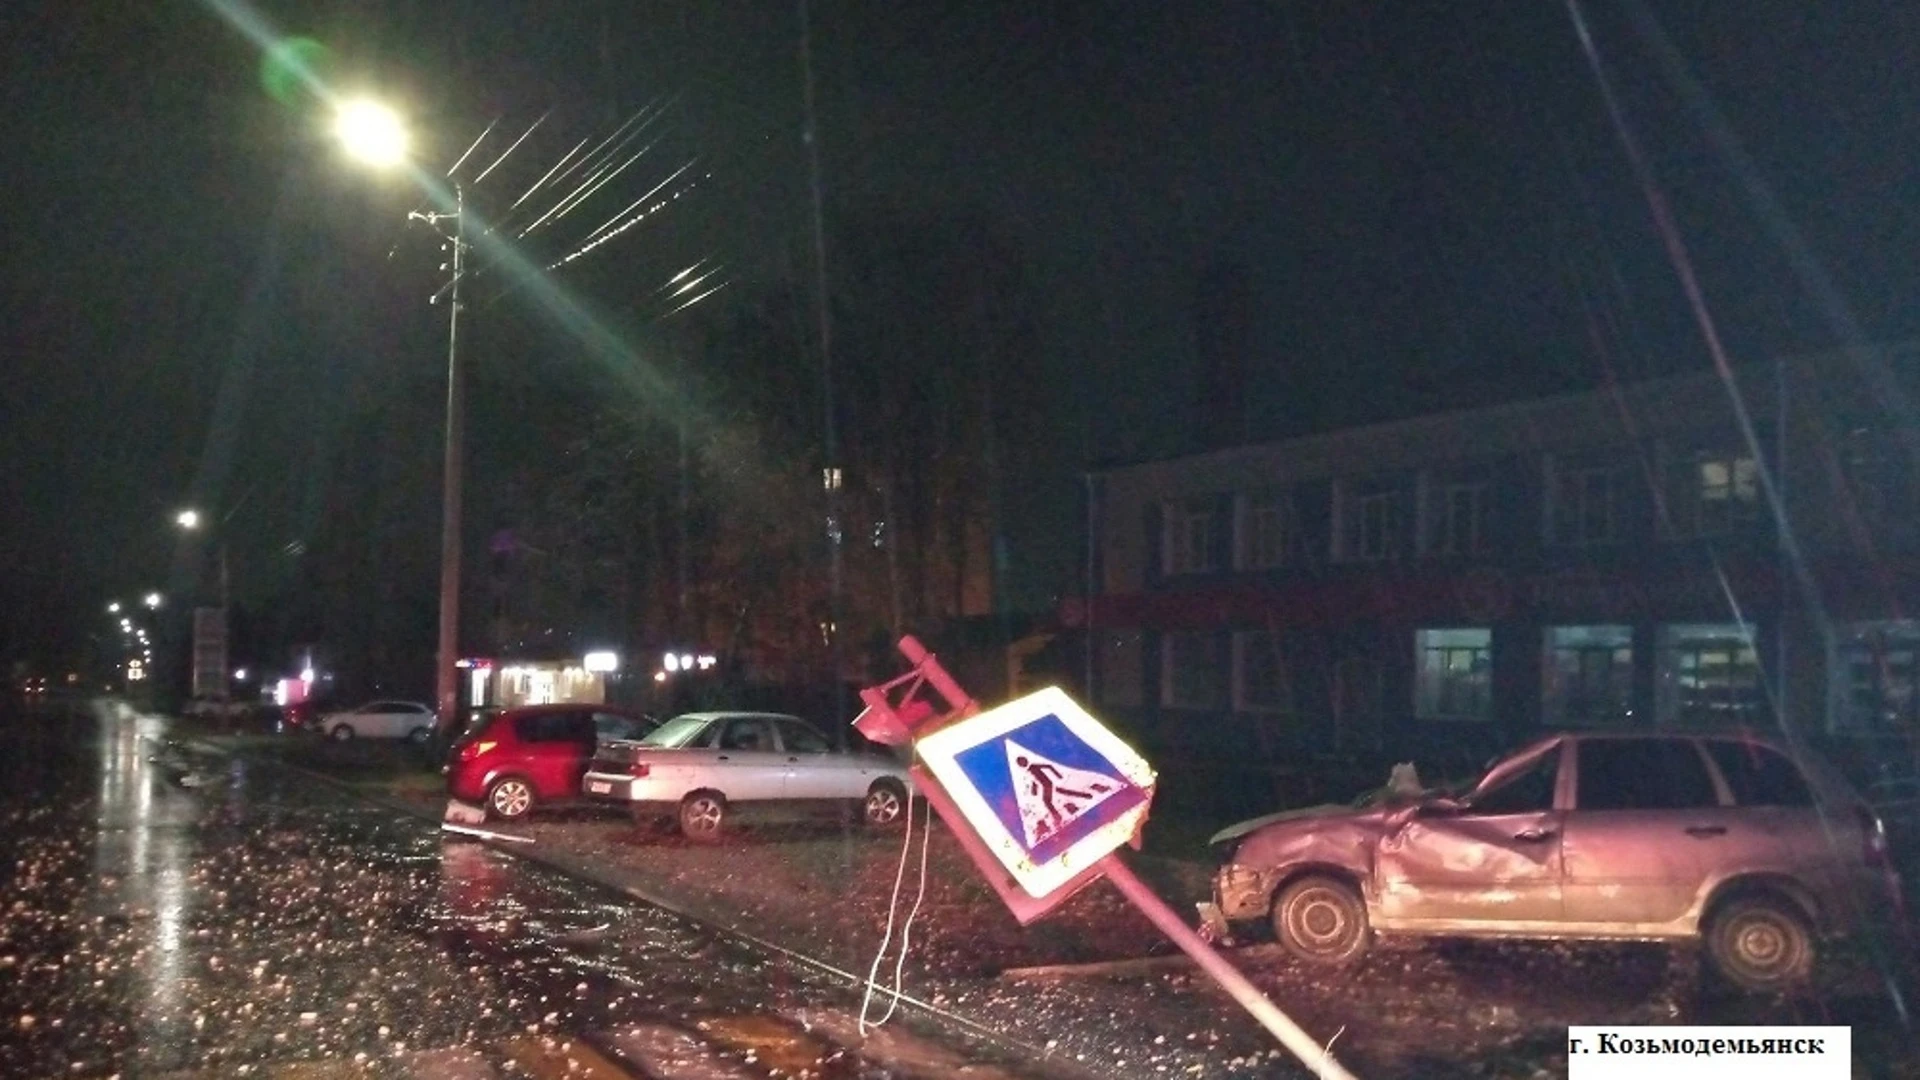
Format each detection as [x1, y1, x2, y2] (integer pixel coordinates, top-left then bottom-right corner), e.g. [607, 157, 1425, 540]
[1683, 453, 1761, 536]
[1832, 620, 1920, 734]
[822, 467, 843, 491]
[1543, 625, 1634, 726]
[1657, 623, 1762, 726]
[1414, 628, 1492, 721]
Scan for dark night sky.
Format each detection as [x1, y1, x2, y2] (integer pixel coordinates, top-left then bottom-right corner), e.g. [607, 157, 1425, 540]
[4, 1, 1919, 665]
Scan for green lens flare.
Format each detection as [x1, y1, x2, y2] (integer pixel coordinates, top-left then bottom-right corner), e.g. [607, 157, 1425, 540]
[260, 37, 331, 106]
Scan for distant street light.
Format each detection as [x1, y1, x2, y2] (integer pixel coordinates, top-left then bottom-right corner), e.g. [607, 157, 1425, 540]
[144, 592, 163, 609]
[175, 509, 201, 530]
[336, 96, 467, 727]
[107, 601, 121, 614]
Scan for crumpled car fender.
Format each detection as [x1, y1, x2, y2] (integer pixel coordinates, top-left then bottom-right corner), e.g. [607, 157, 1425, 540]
[1215, 812, 1391, 921]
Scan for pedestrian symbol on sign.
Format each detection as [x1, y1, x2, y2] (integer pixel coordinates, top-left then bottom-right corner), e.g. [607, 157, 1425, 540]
[1007, 739, 1121, 847]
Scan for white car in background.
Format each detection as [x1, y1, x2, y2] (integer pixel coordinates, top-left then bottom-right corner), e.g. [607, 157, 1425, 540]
[582, 711, 912, 841]
[318, 700, 436, 743]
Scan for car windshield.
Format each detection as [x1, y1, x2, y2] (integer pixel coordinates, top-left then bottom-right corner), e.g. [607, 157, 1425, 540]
[637, 715, 714, 748]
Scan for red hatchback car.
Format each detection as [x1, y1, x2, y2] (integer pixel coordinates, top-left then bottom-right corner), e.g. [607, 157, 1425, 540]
[447, 704, 658, 820]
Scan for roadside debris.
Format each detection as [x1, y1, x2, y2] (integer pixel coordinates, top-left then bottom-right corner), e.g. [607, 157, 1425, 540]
[441, 823, 535, 844]
[443, 799, 489, 827]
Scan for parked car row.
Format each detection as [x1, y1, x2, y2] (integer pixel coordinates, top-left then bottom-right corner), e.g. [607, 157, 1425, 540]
[437, 705, 911, 840]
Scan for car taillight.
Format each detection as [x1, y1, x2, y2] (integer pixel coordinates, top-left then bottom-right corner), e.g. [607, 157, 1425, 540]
[1858, 805, 1890, 867]
[629, 761, 650, 778]
[456, 740, 497, 763]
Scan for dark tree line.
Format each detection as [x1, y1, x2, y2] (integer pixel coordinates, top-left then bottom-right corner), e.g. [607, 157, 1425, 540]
[266, 203, 1042, 698]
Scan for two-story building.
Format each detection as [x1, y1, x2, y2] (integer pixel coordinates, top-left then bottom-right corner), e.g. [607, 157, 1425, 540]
[1080, 346, 1920, 800]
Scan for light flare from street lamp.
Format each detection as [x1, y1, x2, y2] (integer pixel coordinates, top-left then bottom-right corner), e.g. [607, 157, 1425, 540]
[107, 602, 122, 614]
[334, 99, 409, 169]
[176, 509, 201, 530]
[144, 592, 163, 609]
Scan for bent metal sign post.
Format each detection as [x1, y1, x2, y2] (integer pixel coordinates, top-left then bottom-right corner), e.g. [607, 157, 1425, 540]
[854, 635, 1360, 1080]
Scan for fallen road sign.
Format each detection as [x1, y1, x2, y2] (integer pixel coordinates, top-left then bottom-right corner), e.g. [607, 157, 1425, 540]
[855, 636, 1361, 1080]
[917, 686, 1155, 900]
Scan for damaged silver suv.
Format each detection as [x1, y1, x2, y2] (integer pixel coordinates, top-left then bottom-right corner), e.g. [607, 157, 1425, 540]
[1208, 731, 1902, 991]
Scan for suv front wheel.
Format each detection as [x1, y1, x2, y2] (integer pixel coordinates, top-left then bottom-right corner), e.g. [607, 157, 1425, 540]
[1272, 875, 1371, 966]
[1705, 895, 1812, 992]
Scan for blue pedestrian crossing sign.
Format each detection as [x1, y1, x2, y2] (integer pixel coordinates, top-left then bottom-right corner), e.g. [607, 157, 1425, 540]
[917, 686, 1156, 899]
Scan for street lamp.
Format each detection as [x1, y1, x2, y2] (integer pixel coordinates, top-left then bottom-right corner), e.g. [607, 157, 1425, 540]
[107, 601, 121, 614]
[175, 508, 231, 700]
[144, 592, 163, 609]
[335, 97, 466, 726]
[333, 99, 410, 169]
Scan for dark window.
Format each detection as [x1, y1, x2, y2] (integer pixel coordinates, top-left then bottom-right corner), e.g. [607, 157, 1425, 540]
[1468, 748, 1560, 815]
[518, 711, 590, 743]
[719, 718, 772, 751]
[1576, 739, 1719, 811]
[592, 712, 649, 741]
[776, 719, 831, 754]
[1705, 741, 1814, 808]
[1162, 632, 1225, 709]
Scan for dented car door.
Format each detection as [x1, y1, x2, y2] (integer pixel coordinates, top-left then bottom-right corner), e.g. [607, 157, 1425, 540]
[1560, 736, 1729, 931]
[1374, 739, 1568, 930]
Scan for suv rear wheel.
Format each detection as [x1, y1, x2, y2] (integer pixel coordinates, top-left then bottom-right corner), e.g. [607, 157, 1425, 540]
[486, 777, 536, 821]
[1272, 875, 1371, 966]
[863, 780, 907, 827]
[1705, 895, 1812, 992]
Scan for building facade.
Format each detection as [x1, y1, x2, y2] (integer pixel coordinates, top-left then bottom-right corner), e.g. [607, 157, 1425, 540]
[1081, 348, 1920, 789]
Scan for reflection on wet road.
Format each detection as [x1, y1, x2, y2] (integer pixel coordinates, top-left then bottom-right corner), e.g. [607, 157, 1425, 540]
[0, 702, 1031, 1079]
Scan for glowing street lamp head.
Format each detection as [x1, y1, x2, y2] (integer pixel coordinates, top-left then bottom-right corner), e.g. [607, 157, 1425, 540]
[144, 592, 163, 609]
[175, 509, 201, 530]
[334, 99, 409, 168]
[107, 601, 122, 614]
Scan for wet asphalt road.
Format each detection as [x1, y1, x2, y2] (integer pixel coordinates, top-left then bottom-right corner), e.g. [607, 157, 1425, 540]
[0, 701, 1041, 1080]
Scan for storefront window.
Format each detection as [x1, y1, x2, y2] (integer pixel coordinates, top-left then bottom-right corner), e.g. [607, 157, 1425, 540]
[1543, 625, 1634, 726]
[1657, 623, 1763, 726]
[1832, 620, 1920, 734]
[1415, 628, 1492, 721]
